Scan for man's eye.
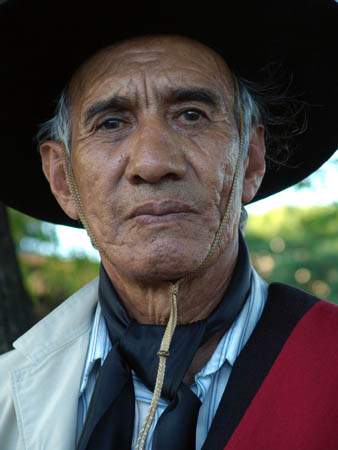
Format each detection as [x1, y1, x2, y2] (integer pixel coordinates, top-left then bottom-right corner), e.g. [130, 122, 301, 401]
[180, 109, 205, 122]
[98, 118, 122, 130]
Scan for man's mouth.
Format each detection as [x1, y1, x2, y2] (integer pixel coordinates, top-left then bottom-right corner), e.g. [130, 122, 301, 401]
[128, 200, 196, 225]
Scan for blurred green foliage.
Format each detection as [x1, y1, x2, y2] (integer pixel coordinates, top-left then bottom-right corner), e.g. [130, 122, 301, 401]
[246, 203, 338, 304]
[7, 208, 99, 318]
[6, 202, 338, 320]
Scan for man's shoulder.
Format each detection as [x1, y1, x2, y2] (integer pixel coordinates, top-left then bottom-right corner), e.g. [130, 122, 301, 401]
[0, 279, 99, 448]
[0, 348, 27, 413]
[266, 281, 338, 339]
[267, 281, 338, 311]
[0, 277, 99, 370]
[0, 279, 100, 450]
[0, 348, 25, 381]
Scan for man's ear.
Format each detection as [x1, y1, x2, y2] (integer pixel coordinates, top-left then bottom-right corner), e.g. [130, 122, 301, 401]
[241, 125, 266, 204]
[40, 141, 79, 220]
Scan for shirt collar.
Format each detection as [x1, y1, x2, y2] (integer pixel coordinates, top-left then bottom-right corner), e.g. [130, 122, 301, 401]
[193, 268, 267, 379]
[79, 302, 111, 396]
[79, 268, 267, 397]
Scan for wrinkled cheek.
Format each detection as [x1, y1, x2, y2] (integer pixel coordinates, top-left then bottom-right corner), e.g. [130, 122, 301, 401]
[86, 203, 122, 248]
[73, 173, 117, 241]
[206, 157, 234, 222]
[195, 133, 237, 209]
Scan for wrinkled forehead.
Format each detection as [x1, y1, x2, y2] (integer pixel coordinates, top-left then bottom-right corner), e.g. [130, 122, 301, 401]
[68, 35, 236, 109]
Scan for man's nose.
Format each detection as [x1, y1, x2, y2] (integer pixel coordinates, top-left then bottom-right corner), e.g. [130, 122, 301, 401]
[125, 118, 187, 184]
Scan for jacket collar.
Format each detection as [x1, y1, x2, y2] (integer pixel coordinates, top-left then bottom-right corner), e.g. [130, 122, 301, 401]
[13, 278, 99, 364]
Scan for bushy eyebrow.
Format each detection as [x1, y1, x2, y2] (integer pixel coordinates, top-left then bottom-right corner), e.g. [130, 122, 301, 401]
[164, 87, 221, 108]
[83, 96, 134, 128]
[82, 87, 221, 127]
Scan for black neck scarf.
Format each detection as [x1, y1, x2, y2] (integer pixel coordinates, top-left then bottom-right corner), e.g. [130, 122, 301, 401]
[77, 231, 251, 450]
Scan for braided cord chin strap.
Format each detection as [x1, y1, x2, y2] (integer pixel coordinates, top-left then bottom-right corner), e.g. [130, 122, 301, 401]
[135, 282, 179, 449]
[61, 153, 113, 263]
[62, 80, 244, 450]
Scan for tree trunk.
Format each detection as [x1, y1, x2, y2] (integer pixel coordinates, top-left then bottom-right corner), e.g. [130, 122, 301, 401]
[0, 203, 37, 354]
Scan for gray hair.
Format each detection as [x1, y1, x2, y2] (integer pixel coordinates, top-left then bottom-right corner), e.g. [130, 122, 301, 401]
[236, 69, 306, 169]
[36, 86, 72, 158]
[234, 77, 262, 156]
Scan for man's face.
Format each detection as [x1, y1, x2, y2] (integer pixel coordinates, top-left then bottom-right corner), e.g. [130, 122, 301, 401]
[64, 36, 253, 281]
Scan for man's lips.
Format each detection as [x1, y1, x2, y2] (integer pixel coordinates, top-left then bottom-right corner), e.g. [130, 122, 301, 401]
[128, 200, 197, 220]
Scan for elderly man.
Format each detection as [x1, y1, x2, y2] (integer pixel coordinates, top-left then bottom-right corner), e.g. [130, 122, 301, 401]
[0, 1, 338, 450]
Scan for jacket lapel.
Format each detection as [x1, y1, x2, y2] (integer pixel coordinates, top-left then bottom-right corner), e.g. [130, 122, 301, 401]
[10, 279, 99, 450]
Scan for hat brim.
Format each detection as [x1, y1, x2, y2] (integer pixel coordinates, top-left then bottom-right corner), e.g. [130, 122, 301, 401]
[0, 0, 337, 227]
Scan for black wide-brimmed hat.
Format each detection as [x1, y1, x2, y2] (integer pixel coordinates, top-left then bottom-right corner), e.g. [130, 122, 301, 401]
[0, 0, 337, 227]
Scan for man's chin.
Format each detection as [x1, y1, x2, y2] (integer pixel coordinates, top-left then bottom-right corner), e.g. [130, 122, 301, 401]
[120, 259, 198, 283]
[103, 250, 206, 283]
[99, 233, 218, 281]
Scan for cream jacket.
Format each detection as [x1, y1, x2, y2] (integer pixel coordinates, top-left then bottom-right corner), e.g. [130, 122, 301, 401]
[0, 278, 99, 450]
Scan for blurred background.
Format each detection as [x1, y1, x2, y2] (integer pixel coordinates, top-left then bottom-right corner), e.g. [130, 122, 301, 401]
[1, 150, 337, 353]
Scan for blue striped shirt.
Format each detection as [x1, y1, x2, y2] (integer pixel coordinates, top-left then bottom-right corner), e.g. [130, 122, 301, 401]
[77, 268, 267, 449]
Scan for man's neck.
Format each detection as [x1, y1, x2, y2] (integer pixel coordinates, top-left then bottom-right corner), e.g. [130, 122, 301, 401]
[100, 238, 239, 326]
